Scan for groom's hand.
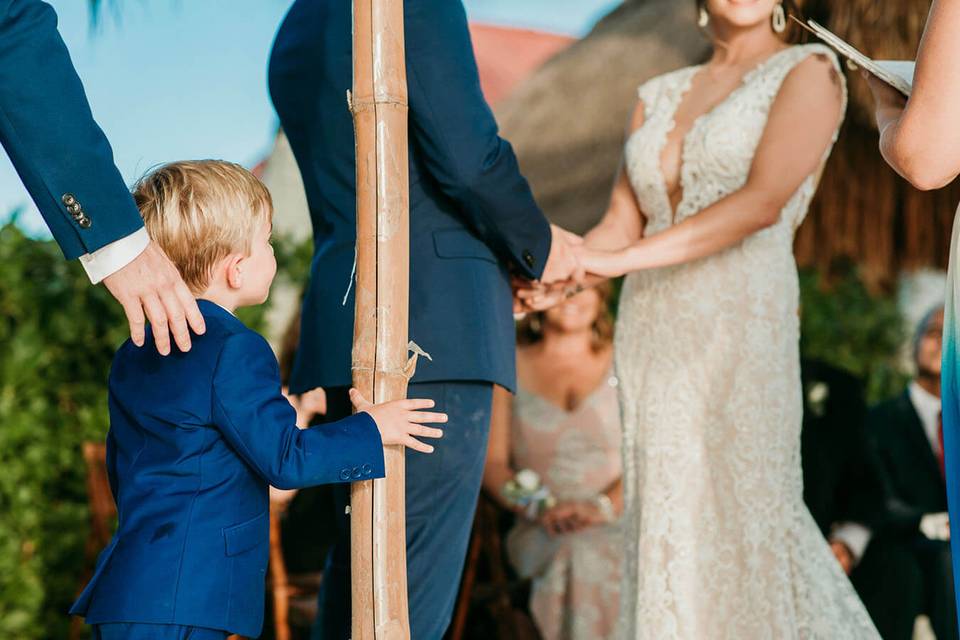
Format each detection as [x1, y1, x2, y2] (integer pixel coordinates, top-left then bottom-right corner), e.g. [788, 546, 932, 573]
[513, 279, 572, 314]
[541, 224, 585, 284]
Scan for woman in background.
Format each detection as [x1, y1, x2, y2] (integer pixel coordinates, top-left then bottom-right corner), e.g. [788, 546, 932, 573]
[865, 0, 960, 619]
[484, 284, 623, 640]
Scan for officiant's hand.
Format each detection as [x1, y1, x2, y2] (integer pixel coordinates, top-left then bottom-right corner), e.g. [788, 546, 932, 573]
[863, 71, 907, 123]
[541, 225, 585, 284]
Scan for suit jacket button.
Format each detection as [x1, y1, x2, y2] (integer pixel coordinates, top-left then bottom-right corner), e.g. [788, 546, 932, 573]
[78, 216, 92, 229]
[339, 469, 351, 481]
[67, 202, 82, 215]
[62, 193, 77, 206]
[523, 250, 535, 269]
[362, 464, 372, 475]
[352, 467, 362, 479]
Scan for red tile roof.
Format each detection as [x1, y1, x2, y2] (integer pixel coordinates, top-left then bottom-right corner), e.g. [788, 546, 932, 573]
[469, 23, 574, 105]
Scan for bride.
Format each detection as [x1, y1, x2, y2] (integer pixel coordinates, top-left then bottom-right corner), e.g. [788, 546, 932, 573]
[522, 1, 880, 637]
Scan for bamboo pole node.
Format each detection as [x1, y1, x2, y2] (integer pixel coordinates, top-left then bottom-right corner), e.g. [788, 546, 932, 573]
[348, 93, 409, 115]
[351, 342, 431, 382]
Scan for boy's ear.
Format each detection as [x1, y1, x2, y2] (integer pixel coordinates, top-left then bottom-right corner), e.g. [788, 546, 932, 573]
[225, 254, 245, 290]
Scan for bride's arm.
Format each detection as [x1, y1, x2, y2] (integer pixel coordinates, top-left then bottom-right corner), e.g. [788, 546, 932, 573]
[871, 0, 960, 191]
[515, 104, 647, 308]
[581, 54, 845, 278]
[583, 103, 648, 253]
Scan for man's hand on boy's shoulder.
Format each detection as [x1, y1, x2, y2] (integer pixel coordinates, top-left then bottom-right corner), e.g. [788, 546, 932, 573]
[349, 389, 447, 454]
[103, 242, 205, 356]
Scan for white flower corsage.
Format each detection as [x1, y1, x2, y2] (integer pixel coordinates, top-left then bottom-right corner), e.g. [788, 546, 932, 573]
[503, 469, 557, 520]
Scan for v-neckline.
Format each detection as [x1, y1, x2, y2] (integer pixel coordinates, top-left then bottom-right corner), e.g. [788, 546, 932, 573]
[655, 46, 792, 222]
[518, 370, 616, 416]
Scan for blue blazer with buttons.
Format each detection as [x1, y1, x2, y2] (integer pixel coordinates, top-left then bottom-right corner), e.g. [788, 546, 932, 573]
[269, 0, 553, 395]
[70, 300, 385, 638]
[0, 0, 143, 256]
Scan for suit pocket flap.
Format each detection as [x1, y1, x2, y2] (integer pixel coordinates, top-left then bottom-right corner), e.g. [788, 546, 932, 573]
[433, 229, 496, 264]
[223, 511, 268, 556]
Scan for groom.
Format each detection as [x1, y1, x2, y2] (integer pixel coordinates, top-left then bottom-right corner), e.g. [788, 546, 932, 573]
[268, 1, 581, 638]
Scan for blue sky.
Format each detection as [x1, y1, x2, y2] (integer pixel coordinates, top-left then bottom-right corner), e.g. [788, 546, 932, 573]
[0, 0, 618, 238]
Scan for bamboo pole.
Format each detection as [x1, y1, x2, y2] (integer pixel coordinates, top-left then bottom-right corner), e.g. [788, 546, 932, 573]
[350, 0, 411, 638]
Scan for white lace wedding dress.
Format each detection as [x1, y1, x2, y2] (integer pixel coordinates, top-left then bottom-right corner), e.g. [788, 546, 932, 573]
[615, 44, 880, 639]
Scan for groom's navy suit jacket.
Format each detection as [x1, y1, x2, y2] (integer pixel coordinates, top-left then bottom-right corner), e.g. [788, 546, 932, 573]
[70, 301, 385, 638]
[269, 0, 552, 394]
[0, 0, 143, 256]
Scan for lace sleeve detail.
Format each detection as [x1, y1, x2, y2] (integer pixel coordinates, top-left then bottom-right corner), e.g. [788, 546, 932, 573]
[637, 66, 701, 122]
[636, 75, 664, 120]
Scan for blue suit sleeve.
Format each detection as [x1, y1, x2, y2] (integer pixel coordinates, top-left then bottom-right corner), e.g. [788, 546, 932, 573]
[0, 0, 143, 258]
[211, 330, 385, 489]
[404, 0, 552, 280]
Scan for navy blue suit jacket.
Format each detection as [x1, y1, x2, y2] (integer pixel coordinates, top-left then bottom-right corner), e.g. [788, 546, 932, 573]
[269, 0, 552, 394]
[0, 0, 143, 257]
[70, 300, 385, 637]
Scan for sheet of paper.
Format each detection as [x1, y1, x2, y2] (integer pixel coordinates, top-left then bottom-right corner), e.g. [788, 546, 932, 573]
[797, 19, 915, 95]
[875, 60, 916, 91]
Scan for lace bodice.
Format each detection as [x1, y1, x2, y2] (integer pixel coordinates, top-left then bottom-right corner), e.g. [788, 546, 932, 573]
[626, 44, 846, 237]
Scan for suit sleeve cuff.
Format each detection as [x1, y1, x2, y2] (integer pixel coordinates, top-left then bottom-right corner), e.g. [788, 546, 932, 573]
[355, 411, 386, 478]
[78, 227, 149, 284]
[323, 411, 386, 481]
[830, 522, 872, 563]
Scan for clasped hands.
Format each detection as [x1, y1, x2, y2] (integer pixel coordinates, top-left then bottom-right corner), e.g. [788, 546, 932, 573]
[539, 499, 608, 536]
[513, 224, 597, 314]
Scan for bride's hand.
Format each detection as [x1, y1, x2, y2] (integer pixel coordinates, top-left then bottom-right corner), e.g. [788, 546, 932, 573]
[578, 247, 627, 279]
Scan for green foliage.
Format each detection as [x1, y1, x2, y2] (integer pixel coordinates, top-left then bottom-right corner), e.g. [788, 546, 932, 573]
[799, 266, 910, 404]
[273, 232, 315, 290]
[0, 223, 127, 638]
[0, 221, 288, 639]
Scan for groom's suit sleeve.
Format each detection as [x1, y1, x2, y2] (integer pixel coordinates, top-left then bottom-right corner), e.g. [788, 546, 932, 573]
[404, 0, 552, 281]
[0, 0, 144, 260]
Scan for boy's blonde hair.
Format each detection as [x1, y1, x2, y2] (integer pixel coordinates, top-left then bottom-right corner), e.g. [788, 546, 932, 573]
[133, 160, 273, 294]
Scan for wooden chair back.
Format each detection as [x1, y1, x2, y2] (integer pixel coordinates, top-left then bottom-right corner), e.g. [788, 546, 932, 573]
[448, 494, 540, 640]
[82, 442, 115, 546]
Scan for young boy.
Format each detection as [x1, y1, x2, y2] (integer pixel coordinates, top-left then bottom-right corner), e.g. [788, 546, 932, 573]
[70, 160, 445, 640]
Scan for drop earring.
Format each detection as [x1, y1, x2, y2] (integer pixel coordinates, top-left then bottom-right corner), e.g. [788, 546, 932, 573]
[772, 3, 787, 34]
[529, 314, 542, 336]
[698, 6, 710, 28]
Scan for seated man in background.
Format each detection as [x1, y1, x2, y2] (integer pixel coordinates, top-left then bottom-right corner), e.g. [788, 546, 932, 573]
[800, 359, 886, 577]
[854, 306, 958, 640]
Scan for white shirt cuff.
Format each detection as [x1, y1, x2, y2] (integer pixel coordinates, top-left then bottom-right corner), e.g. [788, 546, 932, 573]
[78, 228, 150, 284]
[830, 522, 872, 563]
